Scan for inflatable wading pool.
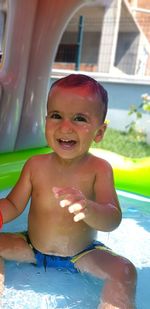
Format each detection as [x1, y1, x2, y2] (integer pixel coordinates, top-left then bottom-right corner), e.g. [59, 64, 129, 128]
[0, 148, 150, 309]
[0, 147, 150, 197]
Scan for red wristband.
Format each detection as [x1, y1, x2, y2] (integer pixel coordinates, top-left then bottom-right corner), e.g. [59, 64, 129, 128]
[0, 210, 3, 229]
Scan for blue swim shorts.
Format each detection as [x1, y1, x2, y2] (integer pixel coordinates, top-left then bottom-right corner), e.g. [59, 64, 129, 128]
[19, 232, 112, 273]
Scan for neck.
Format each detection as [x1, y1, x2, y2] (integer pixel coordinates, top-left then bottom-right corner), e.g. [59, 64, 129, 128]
[52, 152, 89, 167]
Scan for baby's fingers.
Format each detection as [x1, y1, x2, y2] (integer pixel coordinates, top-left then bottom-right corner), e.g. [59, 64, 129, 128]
[52, 186, 82, 199]
[69, 201, 88, 222]
[60, 199, 85, 209]
[52, 186, 63, 198]
[60, 199, 71, 207]
[74, 212, 86, 222]
[52, 187, 73, 204]
[68, 202, 83, 213]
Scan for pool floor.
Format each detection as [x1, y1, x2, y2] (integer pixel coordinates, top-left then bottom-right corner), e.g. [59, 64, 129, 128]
[0, 189, 150, 309]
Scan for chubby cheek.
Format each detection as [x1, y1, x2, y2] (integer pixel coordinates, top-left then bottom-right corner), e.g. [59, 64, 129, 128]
[45, 120, 55, 133]
[79, 126, 96, 146]
[83, 123, 97, 137]
[45, 131, 51, 146]
[45, 124, 53, 143]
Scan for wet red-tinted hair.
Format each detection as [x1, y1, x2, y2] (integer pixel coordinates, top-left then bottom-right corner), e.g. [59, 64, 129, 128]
[50, 74, 108, 122]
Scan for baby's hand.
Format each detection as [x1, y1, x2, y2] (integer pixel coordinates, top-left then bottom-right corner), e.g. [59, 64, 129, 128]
[52, 186, 87, 222]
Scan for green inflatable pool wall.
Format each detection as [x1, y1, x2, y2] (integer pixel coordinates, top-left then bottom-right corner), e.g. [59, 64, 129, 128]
[0, 147, 150, 197]
[0, 147, 51, 191]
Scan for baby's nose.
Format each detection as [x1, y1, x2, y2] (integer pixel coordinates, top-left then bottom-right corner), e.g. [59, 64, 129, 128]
[59, 120, 73, 133]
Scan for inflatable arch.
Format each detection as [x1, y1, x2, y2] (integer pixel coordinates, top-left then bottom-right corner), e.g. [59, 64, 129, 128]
[0, 0, 111, 152]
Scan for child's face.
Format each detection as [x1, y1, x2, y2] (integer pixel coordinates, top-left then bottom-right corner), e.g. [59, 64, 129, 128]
[45, 85, 106, 161]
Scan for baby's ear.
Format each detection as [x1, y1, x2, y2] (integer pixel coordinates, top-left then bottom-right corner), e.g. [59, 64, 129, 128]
[94, 123, 107, 143]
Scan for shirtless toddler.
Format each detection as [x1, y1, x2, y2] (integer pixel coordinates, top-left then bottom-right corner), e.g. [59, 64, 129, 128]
[0, 74, 137, 308]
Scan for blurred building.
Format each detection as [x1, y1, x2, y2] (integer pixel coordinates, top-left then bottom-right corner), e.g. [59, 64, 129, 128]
[0, 0, 150, 76]
[54, 0, 150, 76]
[127, 0, 150, 75]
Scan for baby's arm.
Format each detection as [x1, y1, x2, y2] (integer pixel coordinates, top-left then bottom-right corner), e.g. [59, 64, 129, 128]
[90, 159, 121, 231]
[53, 160, 121, 232]
[0, 159, 32, 226]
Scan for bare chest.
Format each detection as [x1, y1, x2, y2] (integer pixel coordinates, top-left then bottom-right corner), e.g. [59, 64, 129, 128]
[31, 163, 95, 206]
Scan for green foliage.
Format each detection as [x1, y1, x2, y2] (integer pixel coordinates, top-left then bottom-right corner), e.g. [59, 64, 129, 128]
[126, 93, 150, 142]
[92, 128, 150, 158]
[142, 93, 150, 112]
[91, 94, 150, 158]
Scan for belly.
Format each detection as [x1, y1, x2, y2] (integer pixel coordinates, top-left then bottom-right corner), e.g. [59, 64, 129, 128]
[28, 218, 96, 256]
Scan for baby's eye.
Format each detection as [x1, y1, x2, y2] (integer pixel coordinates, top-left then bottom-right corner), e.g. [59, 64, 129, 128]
[48, 112, 62, 119]
[74, 115, 88, 122]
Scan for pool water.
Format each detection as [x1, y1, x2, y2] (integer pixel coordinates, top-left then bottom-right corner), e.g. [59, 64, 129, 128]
[0, 189, 150, 309]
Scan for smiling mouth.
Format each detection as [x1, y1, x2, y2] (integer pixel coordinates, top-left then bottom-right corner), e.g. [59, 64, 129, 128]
[57, 138, 77, 148]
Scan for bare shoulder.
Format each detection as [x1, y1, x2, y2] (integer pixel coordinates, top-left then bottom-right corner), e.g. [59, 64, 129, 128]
[18, 153, 53, 180]
[24, 153, 53, 167]
[88, 153, 113, 175]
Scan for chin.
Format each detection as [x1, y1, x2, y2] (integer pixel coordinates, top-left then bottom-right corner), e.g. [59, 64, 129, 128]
[58, 153, 77, 160]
